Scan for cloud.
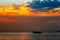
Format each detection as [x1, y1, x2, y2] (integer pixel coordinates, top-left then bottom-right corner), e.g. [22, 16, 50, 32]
[28, 0, 60, 12]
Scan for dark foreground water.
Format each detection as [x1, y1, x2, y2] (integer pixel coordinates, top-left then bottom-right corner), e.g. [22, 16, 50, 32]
[0, 32, 60, 40]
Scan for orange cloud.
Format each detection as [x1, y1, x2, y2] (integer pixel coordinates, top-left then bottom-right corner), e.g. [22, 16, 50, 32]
[0, 4, 60, 17]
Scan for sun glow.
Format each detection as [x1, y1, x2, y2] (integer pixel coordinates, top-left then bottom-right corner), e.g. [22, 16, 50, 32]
[0, 4, 60, 17]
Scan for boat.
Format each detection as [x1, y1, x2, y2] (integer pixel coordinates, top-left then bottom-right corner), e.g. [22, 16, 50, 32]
[33, 31, 42, 33]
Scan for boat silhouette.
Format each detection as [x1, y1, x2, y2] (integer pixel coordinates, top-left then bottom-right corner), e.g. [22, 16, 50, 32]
[33, 31, 42, 33]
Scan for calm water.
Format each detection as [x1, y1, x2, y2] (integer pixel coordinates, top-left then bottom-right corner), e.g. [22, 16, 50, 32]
[0, 32, 60, 40]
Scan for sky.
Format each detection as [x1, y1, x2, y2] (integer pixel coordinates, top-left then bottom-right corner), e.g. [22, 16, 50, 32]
[0, 16, 60, 32]
[0, 0, 60, 32]
[0, 0, 29, 5]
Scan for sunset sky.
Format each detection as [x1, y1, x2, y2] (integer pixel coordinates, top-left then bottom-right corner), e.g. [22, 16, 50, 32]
[0, 0, 60, 32]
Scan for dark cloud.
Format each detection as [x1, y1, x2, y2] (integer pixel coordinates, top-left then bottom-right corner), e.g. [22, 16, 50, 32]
[28, 0, 60, 12]
[0, 16, 60, 32]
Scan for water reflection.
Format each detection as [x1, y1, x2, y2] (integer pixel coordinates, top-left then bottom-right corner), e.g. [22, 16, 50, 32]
[0, 32, 60, 40]
[19, 32, 33, 40]
[0, 32, 33, 40]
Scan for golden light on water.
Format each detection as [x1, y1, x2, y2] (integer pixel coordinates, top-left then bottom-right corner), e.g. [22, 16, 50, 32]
[0, 4, 60, 17]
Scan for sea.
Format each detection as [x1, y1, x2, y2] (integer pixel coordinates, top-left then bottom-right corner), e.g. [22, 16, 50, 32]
[0, 32, 60, 40]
